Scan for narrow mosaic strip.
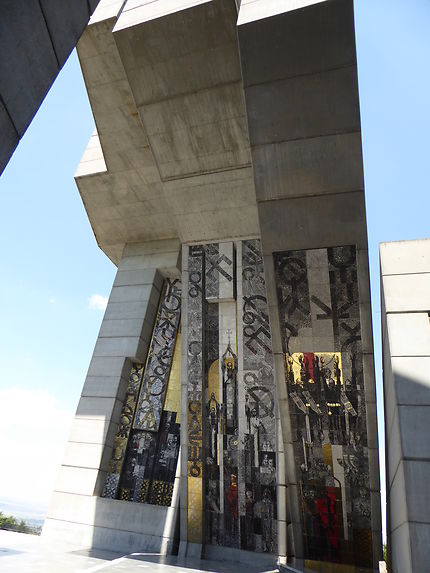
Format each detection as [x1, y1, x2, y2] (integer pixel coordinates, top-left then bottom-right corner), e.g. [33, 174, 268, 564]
[134, 279, 181, 432]
[240, 239, 277, 553]
[102, 362, 144, 499]
[187, 245, 204, 543]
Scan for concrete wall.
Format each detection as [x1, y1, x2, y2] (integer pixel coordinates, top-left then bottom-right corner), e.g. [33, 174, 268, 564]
[238, 1, 381, 569]
[380, 239, 430, 573]
[76, 0, 260, 265]
[43, 239, 182, 554]
[0, 0, 101, 175]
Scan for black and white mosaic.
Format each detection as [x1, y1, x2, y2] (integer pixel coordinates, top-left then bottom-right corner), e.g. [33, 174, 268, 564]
[119, 411, 180, 505]
[134, 279, 181, 432]
[102, 279, 181, 508]
[102, 362, 144, 500]
[186, 245, 205, 543]
[239, 240, 277, 553]
[184, 240, 277, 553]
[274, 245, 373, 568]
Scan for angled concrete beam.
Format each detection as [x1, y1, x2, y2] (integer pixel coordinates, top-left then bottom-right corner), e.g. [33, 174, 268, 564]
[0, 0, 102, 175]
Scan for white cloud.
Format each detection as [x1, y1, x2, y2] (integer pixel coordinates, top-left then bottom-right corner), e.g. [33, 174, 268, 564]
[88, 293, 108, 310]
[49, 297, 55, 304]
[0, 388, 74, 508]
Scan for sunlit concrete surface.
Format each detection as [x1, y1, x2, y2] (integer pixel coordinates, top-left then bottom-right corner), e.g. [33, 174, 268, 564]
[381, 239, 430, 573]
[0, 531, 278, 573]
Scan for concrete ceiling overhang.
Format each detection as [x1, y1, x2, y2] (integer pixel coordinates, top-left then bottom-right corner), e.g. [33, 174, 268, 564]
[75, 0, 259, 266]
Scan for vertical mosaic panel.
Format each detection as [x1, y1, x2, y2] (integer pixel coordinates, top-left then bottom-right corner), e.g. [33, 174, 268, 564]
[134, 279, 181, 432]
[103, 363, 144, 499]
[188, 239, 277, 554]
[102, 279, 182, 507]
[204, 300, 222, 544]
[220, 312, 239, 548]
[240, 239, 277, 553]
[274, 246, 373, 569]
[187, 246, 204, 543]
[203, 241, 237, 548]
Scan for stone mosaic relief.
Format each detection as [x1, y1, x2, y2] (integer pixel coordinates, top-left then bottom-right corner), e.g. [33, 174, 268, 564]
[119, 409, 180, 505]
[205, 241, 235, 301]
[187, 245, 205, 543]
[274, 246, 373, 569]
[185, 240, 277, 553]
[102, 363, 144, 500]
[240, 240, 277, 553]
[102, 279, 181, 508]
[134, 279, 181, 432]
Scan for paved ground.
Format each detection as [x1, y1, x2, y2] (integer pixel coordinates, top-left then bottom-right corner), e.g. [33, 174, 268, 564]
[0, 531, 278, 573]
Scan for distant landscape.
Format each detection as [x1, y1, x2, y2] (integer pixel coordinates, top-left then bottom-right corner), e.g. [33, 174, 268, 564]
[0, 499, 46, 534]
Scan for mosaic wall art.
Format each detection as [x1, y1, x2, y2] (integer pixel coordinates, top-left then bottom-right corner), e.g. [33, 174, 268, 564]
[184, 240, 277, 553]
[119, 409, 180, 505]
[134, 279, 181, 432]
[102, 362, 144, 499]
[239, 240, 277, 553]
[274, 246, 373, 569]
[102, 279, 181, 507]
[186, 245, 204, 543]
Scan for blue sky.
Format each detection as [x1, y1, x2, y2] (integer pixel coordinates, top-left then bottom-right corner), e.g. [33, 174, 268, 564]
[0, 0, 429, 535]
[0, 50, 116, 506]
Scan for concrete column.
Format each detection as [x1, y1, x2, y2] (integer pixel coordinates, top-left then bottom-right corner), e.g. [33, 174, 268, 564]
[238, 1, 382, 569]
[43, 239, 181, 552]
[276, 415, 288, 566]
[381, 239, 430, 573]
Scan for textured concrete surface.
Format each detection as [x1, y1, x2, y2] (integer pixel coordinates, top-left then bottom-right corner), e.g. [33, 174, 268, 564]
[44, 240, 182, 554]
[47, 0, 381, 567]
[0, 531, 277, 573]
[0, 0, 101, 175]
[75, 0, 259, 264]
[238, 0, 381, 568]
[381, 239, 430, 573]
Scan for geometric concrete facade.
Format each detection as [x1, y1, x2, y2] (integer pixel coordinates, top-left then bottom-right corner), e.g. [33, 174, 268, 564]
[0, 0, 101, 175]
[380, 239, 430, 573]
[43, 240, 182, 553]
[43, 1, 382, 571]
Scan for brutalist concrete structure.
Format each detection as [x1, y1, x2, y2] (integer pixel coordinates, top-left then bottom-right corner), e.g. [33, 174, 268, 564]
[0, 0, 101, 175]
[380, 239, 430, 573]
[43, 1, 382, 571]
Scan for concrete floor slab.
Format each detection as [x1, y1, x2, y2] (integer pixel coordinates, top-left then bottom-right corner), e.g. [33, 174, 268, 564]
[0, 531, 277, 573]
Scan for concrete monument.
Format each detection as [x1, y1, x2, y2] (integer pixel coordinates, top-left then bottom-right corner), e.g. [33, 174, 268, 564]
[42, 1, 382, 571]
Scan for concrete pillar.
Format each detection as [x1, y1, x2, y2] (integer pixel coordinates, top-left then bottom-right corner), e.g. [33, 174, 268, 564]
[238, 1, 382, 569]
[277, 416, 288, 566]
[381, 239, 430, 573]
[43, 239, 181, 552]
